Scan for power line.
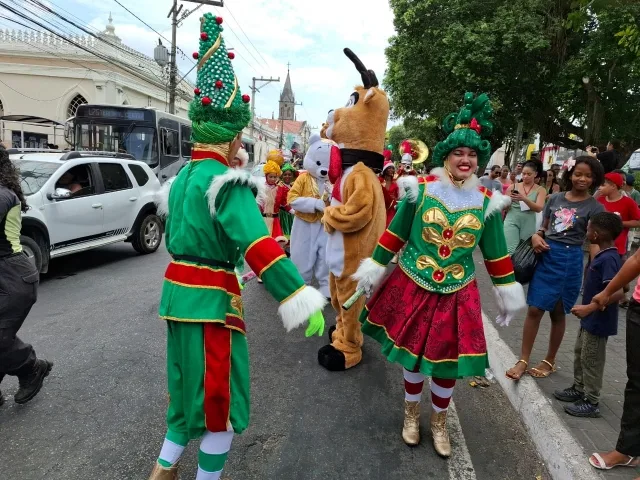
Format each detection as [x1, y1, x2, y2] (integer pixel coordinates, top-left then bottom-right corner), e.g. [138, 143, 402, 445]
[223, 3, 271, 70]
[211, 6, 268, 71]
[112, 0, 196, 66]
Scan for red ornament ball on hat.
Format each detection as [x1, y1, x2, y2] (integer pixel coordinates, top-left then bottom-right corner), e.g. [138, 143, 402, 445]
[242, 94, 250, 103]
[201, 96, 212, 106]
[215, 80, 223, 89]
[228, 52, 235, 59]
[215, 16, 223, 24]
[192, 52, 199, 59]
[194, 87, 201, 95]
[200, 32, 208, 40]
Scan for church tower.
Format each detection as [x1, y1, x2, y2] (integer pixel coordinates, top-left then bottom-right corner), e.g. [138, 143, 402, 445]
[279, 64, 295, 121]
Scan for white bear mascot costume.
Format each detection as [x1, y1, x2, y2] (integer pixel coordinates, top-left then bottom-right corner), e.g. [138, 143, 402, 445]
[287, 134, 333, 298]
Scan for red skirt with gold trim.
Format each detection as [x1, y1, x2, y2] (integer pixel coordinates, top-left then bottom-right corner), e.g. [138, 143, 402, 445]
[360, 267, 488, 379]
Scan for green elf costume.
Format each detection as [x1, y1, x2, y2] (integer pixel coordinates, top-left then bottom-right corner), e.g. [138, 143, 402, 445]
[150, 13, 326, 480]
[353, 93, 526, 459]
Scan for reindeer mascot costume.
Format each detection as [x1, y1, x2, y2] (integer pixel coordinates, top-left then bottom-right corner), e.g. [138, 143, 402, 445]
[317, 49, 388, 371]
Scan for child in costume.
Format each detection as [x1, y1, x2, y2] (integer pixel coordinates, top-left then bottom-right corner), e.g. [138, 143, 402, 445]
[259, 151, 290, 245]
[288, 134, 333, 298]
[353, 93, 525, 458]
[150, 14, 326, 480]
[278, 163, 298, 240]
[318, 48, 388, 371]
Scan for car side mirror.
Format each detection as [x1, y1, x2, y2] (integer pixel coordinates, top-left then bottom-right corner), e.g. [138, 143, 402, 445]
[47, 188, 72, 200]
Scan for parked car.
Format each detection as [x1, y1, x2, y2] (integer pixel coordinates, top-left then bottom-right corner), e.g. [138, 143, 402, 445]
[10, 149, 163, 273]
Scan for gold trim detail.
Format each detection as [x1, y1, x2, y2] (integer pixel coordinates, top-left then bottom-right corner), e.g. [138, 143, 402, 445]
[415, 255, 465, 282]
[224, 76, 239, 108]
[198, 34, 222, 70]
[421, 208, 481, 259]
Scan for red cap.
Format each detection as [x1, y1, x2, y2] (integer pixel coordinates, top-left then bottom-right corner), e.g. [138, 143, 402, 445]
[605, 172, 624, 188]
[383, 149, 392, 162]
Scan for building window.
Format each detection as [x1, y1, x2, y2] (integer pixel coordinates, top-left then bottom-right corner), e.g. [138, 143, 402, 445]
[67, 94, 87, 118]
[0, 99, 4, 117]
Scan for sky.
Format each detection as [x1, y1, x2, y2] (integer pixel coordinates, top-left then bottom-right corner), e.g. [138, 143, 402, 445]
[38, 0, 398, 133]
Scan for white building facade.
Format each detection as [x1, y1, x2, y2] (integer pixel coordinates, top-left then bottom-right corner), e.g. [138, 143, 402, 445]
[0, 16, 193, 148]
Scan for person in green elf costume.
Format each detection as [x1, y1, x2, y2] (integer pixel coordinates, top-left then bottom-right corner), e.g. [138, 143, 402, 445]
[149, 13, 326, 480]
[352, 92, 526, 459]
[278, 162, 298, 240]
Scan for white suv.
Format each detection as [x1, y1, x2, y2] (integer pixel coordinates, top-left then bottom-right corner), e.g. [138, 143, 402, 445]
[10, 149, 164, 273]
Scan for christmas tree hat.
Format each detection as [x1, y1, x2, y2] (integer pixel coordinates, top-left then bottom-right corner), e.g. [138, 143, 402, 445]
[432, 92, 494, 172]
[189, 12, 251, 144]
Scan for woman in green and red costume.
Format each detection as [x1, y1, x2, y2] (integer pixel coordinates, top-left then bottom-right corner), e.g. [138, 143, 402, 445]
[150, 13, 326, 480]
[278, 162, 298, 240]
[353, 93, 526, 459]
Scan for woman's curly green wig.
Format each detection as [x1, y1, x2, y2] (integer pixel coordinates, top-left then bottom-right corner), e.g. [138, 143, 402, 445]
[432, 92, 494, 172]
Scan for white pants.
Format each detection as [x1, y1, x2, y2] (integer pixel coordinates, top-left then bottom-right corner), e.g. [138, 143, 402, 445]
[290, 218, 330, 297]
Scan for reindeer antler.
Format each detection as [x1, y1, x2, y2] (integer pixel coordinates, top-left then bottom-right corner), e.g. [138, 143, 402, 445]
[343, 48, 379, 88]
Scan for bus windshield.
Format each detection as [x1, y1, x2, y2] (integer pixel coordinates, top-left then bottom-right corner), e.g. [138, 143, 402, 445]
[75, 122, 159, 166]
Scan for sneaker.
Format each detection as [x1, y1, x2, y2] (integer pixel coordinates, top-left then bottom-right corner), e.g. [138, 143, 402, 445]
[14, 359, 53, 404]
[564, 399, 600, 418]
[554, 385, 583, 402]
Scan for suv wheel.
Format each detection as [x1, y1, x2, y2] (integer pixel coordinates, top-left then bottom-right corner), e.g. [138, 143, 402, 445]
[20, 235, 43, 272]
[132, 213, 162, 254]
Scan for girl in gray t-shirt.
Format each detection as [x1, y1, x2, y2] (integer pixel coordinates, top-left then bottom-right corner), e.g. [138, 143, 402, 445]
[507, 156, 605, 381]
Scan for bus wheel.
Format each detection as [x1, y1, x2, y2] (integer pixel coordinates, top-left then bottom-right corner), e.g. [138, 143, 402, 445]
[132, 214, 163, 254]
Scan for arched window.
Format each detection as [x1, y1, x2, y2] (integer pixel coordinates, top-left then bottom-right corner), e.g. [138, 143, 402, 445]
[67, 94, 87, 118]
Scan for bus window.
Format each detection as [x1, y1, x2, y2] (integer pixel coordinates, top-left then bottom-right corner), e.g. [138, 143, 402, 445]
[181, 125, 192, 158]
[160, 128, 180, 165]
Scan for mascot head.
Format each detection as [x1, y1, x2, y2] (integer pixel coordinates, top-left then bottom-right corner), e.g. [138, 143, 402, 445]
[303, 134, 334, 181]
[325, 48, 390, 185]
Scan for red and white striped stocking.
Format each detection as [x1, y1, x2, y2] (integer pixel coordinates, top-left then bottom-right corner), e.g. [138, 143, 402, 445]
[403, 368, 425, 402]
[431, 377, 456, 413]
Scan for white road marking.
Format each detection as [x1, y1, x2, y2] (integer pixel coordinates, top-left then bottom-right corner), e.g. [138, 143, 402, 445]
[448, 401, 477, 480]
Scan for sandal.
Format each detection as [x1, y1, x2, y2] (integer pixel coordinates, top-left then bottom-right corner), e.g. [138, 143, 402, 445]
[589, 452, 638, 470]
[528, 359, 557, 378]
[505, 359, 528, 381]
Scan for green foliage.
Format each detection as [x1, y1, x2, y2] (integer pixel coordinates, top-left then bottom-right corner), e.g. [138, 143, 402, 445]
[633, 171, 640, 192]
[385, 0, 640, 155]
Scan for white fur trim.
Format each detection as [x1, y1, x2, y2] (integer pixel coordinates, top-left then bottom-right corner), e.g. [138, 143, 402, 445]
[352, 257, 387, 291]
[431, 167, 480, 191]
[396, 175, 419, 203]
[155, 176, 175, 218]
[278, 286, 327, 332]
[493, 282, 526, 316]
[484, 190, 511, 219]
[235, 148, 249, 168]
[206, 169, 266, 216]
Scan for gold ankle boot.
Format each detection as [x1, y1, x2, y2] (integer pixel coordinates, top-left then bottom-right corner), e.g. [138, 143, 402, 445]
[148, 462, 179, 480]
[430, 410, 451, 457]
[402, 400, 421, 446]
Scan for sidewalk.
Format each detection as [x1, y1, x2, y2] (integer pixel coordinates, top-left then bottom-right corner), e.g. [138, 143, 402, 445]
[473, 251, 637, 480]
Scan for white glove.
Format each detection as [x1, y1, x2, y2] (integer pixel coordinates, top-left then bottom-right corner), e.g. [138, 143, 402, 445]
[314, 199, 326, 212]
[290, 208, 296, 215]
[352, 258, 387, 296]
[492, 284, 526, 328]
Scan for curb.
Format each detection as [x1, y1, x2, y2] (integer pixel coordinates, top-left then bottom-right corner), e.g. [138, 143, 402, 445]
[482, 314, 604, 480]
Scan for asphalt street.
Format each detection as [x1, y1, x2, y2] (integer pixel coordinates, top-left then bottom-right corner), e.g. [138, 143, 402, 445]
[1, 243, 550, 480]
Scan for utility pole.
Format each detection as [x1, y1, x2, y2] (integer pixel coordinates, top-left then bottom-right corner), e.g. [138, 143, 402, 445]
[249, 76, 280, 137]
[167, 0, 224, 115]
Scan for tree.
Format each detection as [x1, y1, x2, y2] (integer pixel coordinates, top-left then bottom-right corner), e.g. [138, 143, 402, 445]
[386, 124, 407, 163]
[385, 0, 640, 158]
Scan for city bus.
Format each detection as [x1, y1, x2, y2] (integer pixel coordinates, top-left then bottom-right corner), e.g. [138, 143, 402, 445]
[65, 104, 192, 183]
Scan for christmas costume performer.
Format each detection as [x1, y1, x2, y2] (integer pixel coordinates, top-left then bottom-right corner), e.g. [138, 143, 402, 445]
[278, 163, 298, 240]
[318, 49, 388, 371]
[260, 156, 290, 245]
[380, 158, 399, 227]
[150, 14, 326, 480]
[288, 133, 333, 298]
[353, 92, 526, 457]
[396, 140, 418, 181]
